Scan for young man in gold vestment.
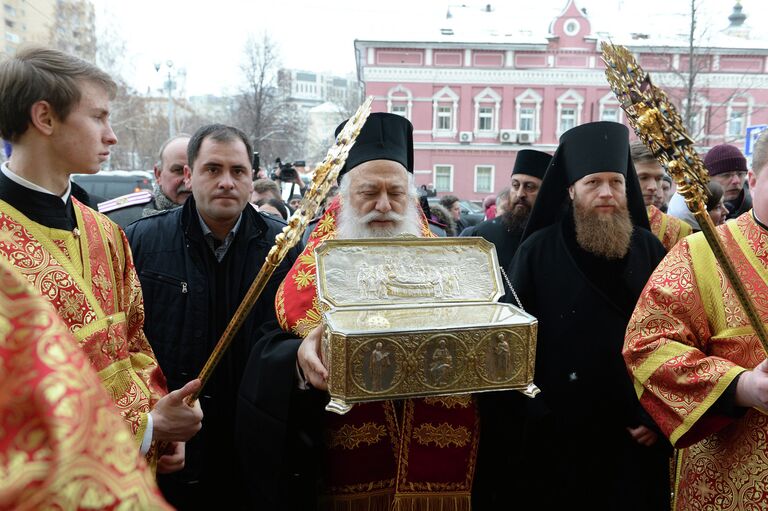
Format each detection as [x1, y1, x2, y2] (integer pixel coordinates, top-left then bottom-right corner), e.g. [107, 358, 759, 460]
[624, 131, 768, 510]
[630, 141, 692, 251]
[0, 47, 202, 472]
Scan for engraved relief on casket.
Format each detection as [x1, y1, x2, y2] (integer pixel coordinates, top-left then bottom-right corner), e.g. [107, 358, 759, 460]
[475, 330, 527, 384]
[415, 333, 468, 390]
[349, 338, 407, 394]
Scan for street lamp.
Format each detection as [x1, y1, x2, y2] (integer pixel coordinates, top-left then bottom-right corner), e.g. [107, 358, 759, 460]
[154, 59, 176, 139]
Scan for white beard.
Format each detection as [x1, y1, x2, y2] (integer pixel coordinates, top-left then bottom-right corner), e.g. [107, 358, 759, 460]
[336, 200, 423, 239]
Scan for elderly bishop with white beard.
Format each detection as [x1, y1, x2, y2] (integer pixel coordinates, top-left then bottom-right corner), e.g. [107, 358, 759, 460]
[236, 113, 480, 510]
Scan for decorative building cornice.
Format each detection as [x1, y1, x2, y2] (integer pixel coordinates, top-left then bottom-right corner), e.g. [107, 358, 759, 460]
[363, 66, 768, 89]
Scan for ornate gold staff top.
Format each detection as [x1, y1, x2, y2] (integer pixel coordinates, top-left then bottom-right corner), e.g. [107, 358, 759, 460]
[601, 42, 768, 353]
[188, 96, 374, 403]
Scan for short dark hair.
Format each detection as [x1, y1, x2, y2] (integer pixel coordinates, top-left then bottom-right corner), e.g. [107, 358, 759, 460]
[0, 46, 117, 142]
[629, 140, 656, 164]
[187, 124, 252, 169]
[256, 197, 289, 220]
[439, 195, 460, 209]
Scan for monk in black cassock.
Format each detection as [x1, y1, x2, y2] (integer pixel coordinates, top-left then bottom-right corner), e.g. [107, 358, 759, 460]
[501, 122, 670, 510]
[460, 149, 551, 273]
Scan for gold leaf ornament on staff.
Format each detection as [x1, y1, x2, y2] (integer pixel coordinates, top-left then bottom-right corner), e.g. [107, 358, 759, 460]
[187, 96, 374, 403]
[601, 42, 768, 353]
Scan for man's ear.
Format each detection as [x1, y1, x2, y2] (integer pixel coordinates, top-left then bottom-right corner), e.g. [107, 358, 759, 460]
[183, 164, 193, 189]
[29, 100, 55, 136]
[153, 163, 162, 181]
[568, 184, 575, 200]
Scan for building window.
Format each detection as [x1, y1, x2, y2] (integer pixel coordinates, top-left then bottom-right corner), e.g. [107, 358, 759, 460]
[5, 32, 18, 43]
[4, 5, 15, 17]
[519, 107, 535, 132]
[478, 106, 494, 131]
[475, 165, 494, 193]
[387, 85, 412, 119]
[559, 107, 577, 133]
[601, 107, 619, 122]
[434, 165, 453, 192]
[432, 86, 459, 137]
[437, 105, 453, 131]
[515, 89, 543, 141]
[391, 104, 407, 117]
[4, 19, 13, 28]
[728, 110, 745, 138]
[564, 19, 580, 36]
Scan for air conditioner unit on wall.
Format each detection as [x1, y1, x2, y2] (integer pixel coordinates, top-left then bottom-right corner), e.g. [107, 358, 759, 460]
[499, 129, 517, 144]
[518, 131, 534, 144]
[459, 131, 473, 143]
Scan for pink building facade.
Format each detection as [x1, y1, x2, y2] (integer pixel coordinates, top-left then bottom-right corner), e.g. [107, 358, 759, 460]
[355, 1, 768, 201]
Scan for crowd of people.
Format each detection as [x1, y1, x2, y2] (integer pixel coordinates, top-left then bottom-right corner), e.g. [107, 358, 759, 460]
[3, 45, 768, 511]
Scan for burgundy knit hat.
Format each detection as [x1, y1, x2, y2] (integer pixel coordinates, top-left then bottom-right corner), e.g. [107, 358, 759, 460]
[703, 144, 747, 176]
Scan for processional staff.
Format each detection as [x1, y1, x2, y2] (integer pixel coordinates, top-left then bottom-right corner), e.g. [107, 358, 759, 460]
[601, 42, 768, 352]
[187, 97, 374, 403]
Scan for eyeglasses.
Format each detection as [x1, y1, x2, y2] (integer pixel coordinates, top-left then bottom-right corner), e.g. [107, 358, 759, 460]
[716, 171, 747, 181]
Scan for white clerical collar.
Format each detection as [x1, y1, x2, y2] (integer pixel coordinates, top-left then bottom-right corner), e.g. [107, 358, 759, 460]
[1, 162, 72, 203]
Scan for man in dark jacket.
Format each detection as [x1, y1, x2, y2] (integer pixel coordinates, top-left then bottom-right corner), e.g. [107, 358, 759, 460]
[126, 124, 300, 510]
[703, 143, 752, 220]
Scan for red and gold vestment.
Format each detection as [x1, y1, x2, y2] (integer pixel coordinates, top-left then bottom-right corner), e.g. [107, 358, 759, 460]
[277, 198, 478, 510]
[625, 212, 768, 510]
[0, 198, 166, 458]
[647, 204, 692, 251]
[0, 257, 170, 510]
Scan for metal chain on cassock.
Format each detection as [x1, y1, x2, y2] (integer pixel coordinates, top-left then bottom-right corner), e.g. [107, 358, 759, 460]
[601, 42, 768, 354]
[187, 97, 374, 403]
[499, 267, 525, 311]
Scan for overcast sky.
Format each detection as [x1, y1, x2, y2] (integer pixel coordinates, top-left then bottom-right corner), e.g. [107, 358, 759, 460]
[93, 0, 767, 97]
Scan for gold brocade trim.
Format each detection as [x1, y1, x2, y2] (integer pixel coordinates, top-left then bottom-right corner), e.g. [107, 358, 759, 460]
[669, 365, 746, 446]
[73, 202, 93, 297]
[327, 422, 387, 450]
[422, 395, 472, 409]
[712, 326, 759, 340]
[392, 492, 471, 511]
[89, 206, 120, 313]
[633, 378, 644, 400]
[688, 232, 727, 335]
[659, 210, 669, 243]
[0, 200, 105, 318]
[728, 220, 768, 295]
[412, 423, 470, 448]
[321, 489, 393, 511]
[71, 312, 126, 342]
[633, 342, 697, 386]
[275, 281, 287, 330]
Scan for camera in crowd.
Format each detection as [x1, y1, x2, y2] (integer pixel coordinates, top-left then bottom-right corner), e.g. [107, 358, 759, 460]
[270, 158, 305, 182]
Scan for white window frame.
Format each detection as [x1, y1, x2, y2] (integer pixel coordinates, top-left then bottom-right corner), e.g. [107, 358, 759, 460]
[478, 106, 494, 131]
[433, 164, 454, 192]
[432, 86, 459, 138]
[387, 85, 413, 119]
[556, 89, 584, 138]
[725, 94, 753, 141]
[474, 165, 495, 194]
[515, 88, 542, 141]
[598, 92, 623, 123]
[473, 87, 501, 138]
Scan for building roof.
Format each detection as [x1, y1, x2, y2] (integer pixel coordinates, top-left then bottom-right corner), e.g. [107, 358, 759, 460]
[354, 0, 768, 52]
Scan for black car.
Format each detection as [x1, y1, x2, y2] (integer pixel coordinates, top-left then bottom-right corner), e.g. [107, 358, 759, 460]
[427, 197, 485, 227]
[71, 170, 154, 202]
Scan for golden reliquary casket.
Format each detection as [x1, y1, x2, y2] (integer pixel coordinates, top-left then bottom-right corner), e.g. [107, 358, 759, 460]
[315, 236, 539, 414]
